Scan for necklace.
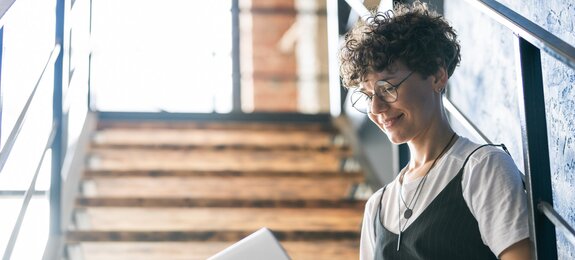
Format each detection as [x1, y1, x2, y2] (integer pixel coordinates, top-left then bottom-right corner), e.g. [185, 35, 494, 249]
[398, 167, 425, 219]
[396, 132, 457, 251]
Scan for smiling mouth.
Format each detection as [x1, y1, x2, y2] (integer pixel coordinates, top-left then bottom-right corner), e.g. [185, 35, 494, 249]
[382, 114, 403, 128]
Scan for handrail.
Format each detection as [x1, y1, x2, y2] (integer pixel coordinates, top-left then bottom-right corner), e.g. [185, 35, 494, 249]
[344, 0, 370, 20]
[537, 201, 575, 248]
[0, 44, 61, 174]
[459, 5, 574, 251]
[472, 0, 575, 253]
[464, 0, 575, 70]
[0, 0, 17, 28]
[442, 96, 492, 144]
[2, 122, 58, 260]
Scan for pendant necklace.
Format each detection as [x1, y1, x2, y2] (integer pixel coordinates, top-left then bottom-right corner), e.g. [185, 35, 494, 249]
[396, 132, 457, 251]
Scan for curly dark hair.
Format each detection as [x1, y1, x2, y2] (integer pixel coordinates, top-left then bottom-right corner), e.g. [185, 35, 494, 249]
[339, 1, 461, 88]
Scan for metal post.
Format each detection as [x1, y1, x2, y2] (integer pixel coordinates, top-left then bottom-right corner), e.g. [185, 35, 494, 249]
[327, 0, 341, 116]
[231, 0, 242, 113]
[0, 27, 4, 145]
[51, 0, 65, 239]
[88, 0, 93, 111]
[514, 36, 557, 260]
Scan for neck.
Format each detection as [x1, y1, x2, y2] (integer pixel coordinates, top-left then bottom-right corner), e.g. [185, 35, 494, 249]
[407, 123, 455, 170]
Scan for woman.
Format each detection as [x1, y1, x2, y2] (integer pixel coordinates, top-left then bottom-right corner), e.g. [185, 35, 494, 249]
[338, 2, 531, 259]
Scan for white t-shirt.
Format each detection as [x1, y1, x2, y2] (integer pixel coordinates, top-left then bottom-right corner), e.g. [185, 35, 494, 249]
[360, 137, 529, 259]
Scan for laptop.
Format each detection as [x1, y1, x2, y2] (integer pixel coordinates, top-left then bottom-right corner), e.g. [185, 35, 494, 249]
[208, 228, 291, 260]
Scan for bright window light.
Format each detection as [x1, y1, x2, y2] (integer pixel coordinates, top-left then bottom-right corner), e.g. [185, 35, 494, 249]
[90, 1, 233, 113]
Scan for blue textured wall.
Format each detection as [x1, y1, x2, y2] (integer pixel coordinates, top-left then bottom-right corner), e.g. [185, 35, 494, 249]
[444, 1, 575, 259]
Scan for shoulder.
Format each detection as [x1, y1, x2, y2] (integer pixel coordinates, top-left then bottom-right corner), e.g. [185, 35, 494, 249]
[452, 137, 507, 158]
[365, 186, 385, 211]
[469, 145, 513, 165]
[451, 137, 522, 189]
[466, 144, 519, 178]
[452, 137, 517, 171]
[364, 183, 396, 218]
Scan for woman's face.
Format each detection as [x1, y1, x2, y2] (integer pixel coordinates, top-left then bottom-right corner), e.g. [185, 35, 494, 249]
[361, 62, 445, 144]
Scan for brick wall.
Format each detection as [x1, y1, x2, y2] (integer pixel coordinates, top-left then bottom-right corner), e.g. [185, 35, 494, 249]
[251, 1, 298, 111]
[240, 0, 329, 113]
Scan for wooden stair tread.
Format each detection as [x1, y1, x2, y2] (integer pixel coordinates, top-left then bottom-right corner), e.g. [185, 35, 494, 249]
[84, 169, 362, 178]
[74, 240, 358, 260]
[88, 148, 347, 172]
[97, 121, 335, 132]
[67, 230, 360, 242]
[69, 119, 364, 258]
[74, 207, 363, 232]
[80, 176, 362, 200]
[93, 128, 342, 149]
[76, 197, 365, 208]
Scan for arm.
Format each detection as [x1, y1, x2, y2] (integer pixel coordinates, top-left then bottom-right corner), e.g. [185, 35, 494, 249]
[499, 238, 532, 260]
[463, 148, 531, 257]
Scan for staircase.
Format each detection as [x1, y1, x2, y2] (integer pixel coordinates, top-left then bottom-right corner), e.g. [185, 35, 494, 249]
[65, 119, 366, 259]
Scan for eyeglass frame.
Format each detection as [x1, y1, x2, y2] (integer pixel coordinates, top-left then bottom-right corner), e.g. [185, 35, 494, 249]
[350, 71, 415, 114]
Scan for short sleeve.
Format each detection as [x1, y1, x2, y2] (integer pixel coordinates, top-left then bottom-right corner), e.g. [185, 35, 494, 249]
[462, 148, 530, 257]
[360, 189, 382, 260]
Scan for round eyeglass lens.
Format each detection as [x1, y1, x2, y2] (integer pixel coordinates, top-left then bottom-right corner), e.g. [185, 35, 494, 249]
[375, 81, 398, 103]
[350, 91, 371, 114]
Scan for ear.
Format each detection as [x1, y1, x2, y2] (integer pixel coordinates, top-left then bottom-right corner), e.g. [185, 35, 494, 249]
[432, 67, 448, 93]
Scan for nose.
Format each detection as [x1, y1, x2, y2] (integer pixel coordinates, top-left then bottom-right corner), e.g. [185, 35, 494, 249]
[369, 96, 390, 114]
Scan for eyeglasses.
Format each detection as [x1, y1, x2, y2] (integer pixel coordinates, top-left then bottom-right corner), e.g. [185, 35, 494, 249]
[350, 71, 414, 114]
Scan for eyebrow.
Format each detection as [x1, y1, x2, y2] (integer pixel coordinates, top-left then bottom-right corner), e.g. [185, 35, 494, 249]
[375, 78, 397, 88]
[360, 71, 405, 89]
[378, 74, 401, 81]
[362, 75, 395, 84]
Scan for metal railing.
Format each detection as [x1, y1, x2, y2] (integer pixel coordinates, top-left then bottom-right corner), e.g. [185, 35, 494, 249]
[0, 44, 60, 173]
[0, 0, 65, 258]
[2, 122, 58, 259]
[469, 1, 575, 259]
[339, 0, 575, 259]
[0, 42, 62, 259]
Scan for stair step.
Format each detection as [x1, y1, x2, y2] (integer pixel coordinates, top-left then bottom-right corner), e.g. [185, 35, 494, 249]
[70, 207, 362, 240]
[76, 197, 365, 208]
[92, 128, 347, 151]
[88, 148, 350, 172]
[69, 119, 365, 258]
[70, 240, 358, 260]
[67, 230, 360, 242]
[84, 169, 362, 178]
[92, 143, 348, 152]
[80, 176, 363, 200]
[97, 121, 335, 132]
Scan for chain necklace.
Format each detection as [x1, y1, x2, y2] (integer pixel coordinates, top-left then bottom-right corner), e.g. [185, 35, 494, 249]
[396, 132, 457, 251]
